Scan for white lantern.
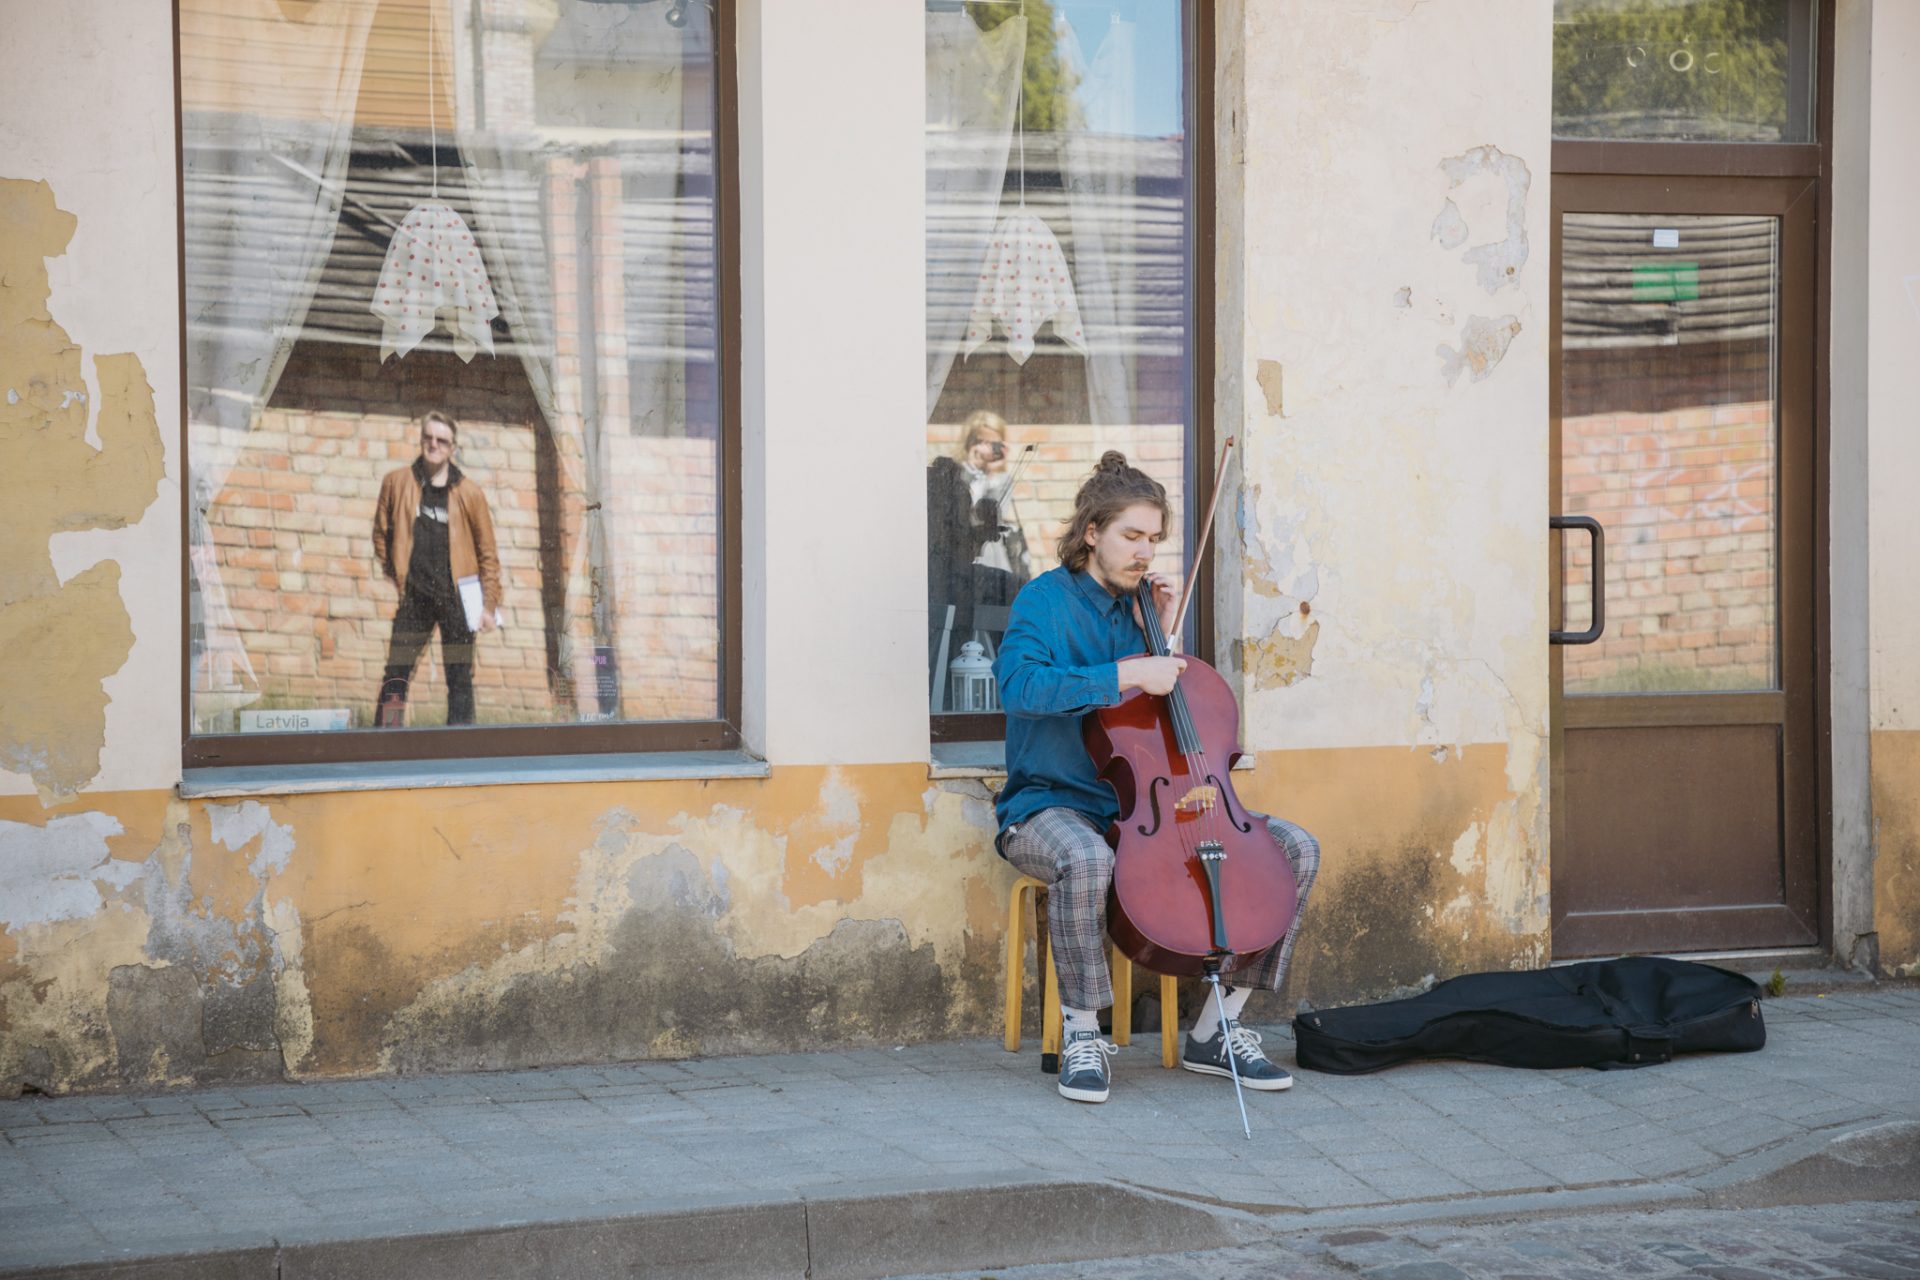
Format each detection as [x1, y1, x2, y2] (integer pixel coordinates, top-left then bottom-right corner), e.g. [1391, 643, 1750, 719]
[948, 640, 998, 713]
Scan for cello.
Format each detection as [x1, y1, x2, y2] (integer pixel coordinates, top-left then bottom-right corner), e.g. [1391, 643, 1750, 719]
[1081, 438, 1297, 1136]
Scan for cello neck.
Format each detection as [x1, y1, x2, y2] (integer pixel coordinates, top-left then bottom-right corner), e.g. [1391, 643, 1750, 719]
[1137, 579, 1173, 658]
[1136, 580, 1202, 757]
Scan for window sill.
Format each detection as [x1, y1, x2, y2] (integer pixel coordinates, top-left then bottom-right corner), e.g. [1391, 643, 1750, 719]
[178, 749, 771, 799]
[929, 740, 1006, 780]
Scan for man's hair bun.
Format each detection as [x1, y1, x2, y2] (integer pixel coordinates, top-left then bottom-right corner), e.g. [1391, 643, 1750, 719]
[1058, 450, 1171, 573]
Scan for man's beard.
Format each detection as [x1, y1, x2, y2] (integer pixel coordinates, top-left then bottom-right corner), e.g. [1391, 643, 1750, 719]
[1092, 551, 1147, 596]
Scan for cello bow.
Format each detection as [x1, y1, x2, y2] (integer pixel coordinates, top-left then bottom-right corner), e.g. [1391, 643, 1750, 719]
[1170, 436, 1234, 642]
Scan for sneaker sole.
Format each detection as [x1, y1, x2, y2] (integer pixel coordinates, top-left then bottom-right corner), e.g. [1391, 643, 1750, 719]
[1180, 1059, 1293, 1091]
[1058, 1081, 1110, 1103]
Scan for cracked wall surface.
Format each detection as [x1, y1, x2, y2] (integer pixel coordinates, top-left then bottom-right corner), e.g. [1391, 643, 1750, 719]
[0, 744, 1544, 1094]
[0, 770, 1024, 1092]
[1215, 0, 1554, 978]
[0, 0, 1565, 1099]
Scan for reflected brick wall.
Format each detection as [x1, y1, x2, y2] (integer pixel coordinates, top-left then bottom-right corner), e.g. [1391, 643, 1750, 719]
[201, 339, 720, 728]
[1559, 339, 1776, 691]
[1560, 399, 1775, 692]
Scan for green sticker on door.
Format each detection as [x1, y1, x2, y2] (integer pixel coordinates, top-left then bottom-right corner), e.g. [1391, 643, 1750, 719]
[1631, 262, 1700, 301]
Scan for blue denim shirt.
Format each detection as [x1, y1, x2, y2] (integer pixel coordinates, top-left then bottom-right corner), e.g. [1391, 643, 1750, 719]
[993, 566, 1147, 832]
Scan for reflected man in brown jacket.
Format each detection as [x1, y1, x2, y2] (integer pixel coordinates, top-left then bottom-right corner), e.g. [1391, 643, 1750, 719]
[371, 411, 502, 725]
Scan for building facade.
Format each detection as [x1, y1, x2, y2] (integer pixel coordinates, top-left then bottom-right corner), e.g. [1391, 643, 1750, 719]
[1, 0, 1915, 1095]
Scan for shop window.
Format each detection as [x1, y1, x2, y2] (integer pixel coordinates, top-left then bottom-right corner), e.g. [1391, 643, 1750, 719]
[179, 0, 736, 764]
[924, 0, 1205, 738]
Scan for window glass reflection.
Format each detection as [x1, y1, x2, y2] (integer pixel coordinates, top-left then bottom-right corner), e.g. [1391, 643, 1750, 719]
[182, 0, 722, 735]
[926, 0, 1191, 717]
[1553, 0, 1815, 143]
[1560, 213, 1780, 695]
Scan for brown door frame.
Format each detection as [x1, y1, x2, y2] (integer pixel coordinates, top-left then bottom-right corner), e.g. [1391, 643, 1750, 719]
[1549, 0, 1836, 959]
[1549, 175, 1821, 955]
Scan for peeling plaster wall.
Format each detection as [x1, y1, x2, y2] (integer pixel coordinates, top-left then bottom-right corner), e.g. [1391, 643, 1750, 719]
[0, 773, 1016, 1092]
[0, 747, 1521, 1094]
[1866, 0, 1920, 976]
[0, 0, 183, 802]
[1214, 1, 1554, 980]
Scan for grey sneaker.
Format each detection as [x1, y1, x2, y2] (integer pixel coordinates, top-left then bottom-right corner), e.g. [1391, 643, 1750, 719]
[1057, 1028, 1117, 1103]
[1182, 1020, 1292, 1091]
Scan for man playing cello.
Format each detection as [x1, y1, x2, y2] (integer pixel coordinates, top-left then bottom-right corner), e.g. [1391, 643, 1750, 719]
[995, 451, 1321, 1104]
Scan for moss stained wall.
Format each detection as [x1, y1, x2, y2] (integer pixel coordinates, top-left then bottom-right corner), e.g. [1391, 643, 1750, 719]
[1, 742, 1526, 1095]
[0, 769, 1003, 1091]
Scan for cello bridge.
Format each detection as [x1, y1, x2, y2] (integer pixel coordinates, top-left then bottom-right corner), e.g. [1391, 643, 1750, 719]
[1173, 784, 1219, 814]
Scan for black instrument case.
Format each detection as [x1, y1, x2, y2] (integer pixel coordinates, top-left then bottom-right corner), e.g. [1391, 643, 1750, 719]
[1292, 956, 1766, 1074]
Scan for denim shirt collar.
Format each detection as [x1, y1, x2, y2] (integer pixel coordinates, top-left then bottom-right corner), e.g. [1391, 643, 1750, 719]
[1069, 568, 1132, 618]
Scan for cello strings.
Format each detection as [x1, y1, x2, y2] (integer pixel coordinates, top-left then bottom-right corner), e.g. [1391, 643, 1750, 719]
[1143, 583, 1235, 932]
[1141, 583, 1222, 871]
[1139, 584, 1196, 861]
[1147, 590, 1218, 844]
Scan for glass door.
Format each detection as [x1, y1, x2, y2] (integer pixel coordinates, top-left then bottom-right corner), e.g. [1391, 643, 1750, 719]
[1550, 176, 1817, 956]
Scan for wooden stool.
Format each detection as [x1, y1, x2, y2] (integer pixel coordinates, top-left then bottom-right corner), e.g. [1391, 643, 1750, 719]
[1003, 874, 1180, 1071]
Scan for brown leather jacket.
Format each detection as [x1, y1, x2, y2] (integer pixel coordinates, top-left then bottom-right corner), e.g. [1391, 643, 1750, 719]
[372, 461, 502, 612]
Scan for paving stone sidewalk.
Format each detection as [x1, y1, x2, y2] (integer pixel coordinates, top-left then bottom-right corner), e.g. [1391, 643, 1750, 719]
[2, 988, 1917, 1276]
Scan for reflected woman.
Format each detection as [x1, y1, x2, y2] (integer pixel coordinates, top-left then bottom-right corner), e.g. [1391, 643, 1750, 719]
[927, 411, 1033, 698]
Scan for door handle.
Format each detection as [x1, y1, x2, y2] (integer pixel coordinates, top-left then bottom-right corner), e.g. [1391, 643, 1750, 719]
[1551, 515, 1605, 645]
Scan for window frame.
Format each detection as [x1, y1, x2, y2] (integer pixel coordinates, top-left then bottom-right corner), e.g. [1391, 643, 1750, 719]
[173, 0, 744, 769]
[929, 0, 1218, 745]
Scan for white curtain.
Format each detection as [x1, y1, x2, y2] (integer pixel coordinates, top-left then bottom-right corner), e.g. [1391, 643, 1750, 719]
[925, 11, 1026, 422]
[181, 0, 379, 723]
[1063, 17, 1140, 429]
[457, 0, 694, 709]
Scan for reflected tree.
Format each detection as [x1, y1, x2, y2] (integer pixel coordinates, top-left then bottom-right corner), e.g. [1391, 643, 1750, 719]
[966, 0, 1082, 132]
[1553, 0, 1793, 140]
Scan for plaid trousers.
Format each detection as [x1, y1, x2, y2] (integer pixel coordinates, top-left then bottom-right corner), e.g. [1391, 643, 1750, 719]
[1000, 806, 1321, 1013]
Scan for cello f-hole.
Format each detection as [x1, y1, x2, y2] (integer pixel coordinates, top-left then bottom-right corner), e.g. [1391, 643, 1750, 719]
[1208, 773, 1254, 834]
[1138, 775, 1170, 837]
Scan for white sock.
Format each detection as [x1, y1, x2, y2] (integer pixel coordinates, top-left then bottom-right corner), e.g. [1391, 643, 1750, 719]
[1188, 984, 1251, 1042]
[1062, 1005, 1100, 1036]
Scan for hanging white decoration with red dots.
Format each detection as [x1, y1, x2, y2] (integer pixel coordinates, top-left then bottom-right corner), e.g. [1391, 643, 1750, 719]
[961, 209, 1086, 366]
[370, 0, 496, 363]
[372, 202, 498, 363]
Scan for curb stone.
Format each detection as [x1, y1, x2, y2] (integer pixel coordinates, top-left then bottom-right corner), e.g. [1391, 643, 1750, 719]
[13, 1125, 1916, 1280]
